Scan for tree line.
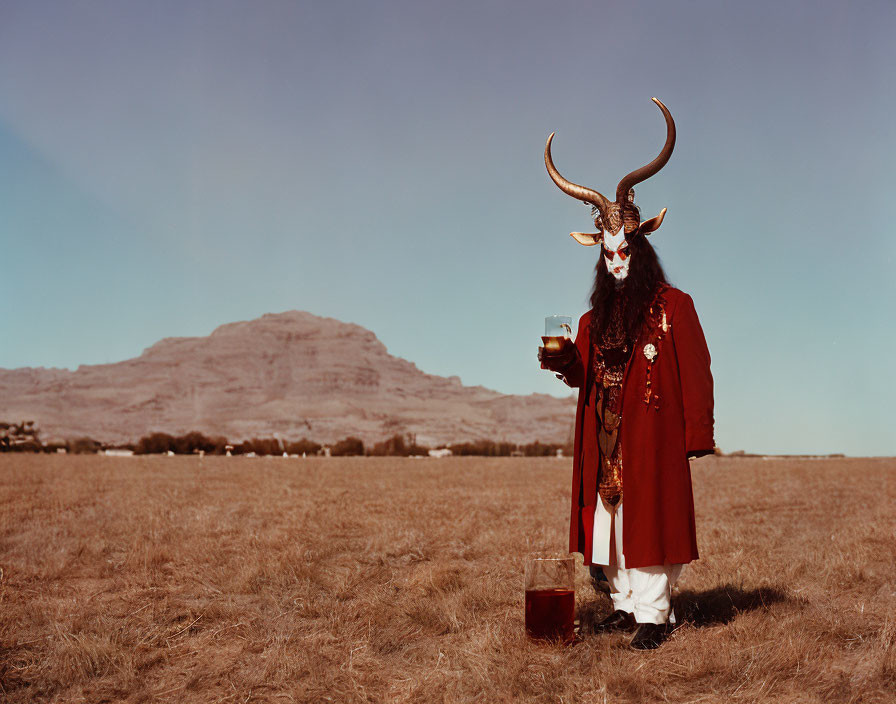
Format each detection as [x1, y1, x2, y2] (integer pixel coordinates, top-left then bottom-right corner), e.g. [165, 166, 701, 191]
[2, 423, 570, 457]
[132, 432, 567, 457]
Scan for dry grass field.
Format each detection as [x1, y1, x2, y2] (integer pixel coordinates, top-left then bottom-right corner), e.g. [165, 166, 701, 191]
[0, 454, 893, 703]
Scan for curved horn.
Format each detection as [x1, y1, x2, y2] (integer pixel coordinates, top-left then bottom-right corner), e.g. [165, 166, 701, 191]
[615, 97, 676, 203]
[545, 133, 611, 214]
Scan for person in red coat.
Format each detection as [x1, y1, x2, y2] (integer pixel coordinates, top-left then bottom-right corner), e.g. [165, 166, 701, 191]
[539, 99, 714, 649]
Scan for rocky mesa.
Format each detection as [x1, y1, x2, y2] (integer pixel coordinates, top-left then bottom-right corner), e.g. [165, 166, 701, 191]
[0, 311, 575, 446]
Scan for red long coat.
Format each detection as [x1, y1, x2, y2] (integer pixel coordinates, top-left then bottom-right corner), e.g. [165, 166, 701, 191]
[560, 286, 714, 568]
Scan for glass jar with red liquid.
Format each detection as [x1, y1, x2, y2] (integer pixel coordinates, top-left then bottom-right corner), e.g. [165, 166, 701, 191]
[524, 553, 576, 644]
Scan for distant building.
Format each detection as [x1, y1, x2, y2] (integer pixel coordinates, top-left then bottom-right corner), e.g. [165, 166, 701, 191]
[428, 448, 452, 458]
[104, 449, 134, 457]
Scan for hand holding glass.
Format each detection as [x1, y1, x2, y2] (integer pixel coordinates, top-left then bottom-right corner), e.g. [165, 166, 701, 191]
[540, 315, 573, 369]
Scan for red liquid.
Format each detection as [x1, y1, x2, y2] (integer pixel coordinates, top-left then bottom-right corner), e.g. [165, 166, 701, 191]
[525, 588, 575, 643]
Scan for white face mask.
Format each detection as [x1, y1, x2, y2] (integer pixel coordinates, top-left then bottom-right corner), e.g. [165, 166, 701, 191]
[602, 224, 631, 281]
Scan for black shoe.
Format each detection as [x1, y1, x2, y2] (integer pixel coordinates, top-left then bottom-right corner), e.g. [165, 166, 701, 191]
[589, 565, 608, 583]
[593, 610, 636, 633]
[589, 566, 610, 595]
[630, 622, 667, 650]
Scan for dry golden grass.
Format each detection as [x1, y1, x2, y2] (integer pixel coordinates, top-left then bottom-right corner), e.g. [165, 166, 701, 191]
[0, 454, 893, 703]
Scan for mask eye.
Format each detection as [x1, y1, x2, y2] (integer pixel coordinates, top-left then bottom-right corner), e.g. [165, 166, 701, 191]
[604, 246, 629, 261]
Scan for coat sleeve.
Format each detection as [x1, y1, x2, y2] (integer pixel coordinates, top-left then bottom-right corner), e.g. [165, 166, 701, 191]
[671, 294, 715, 457]
[555, 312, 590, 389]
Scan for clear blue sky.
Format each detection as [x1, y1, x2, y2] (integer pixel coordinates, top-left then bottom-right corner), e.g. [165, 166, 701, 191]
[1, 1, 894, 455]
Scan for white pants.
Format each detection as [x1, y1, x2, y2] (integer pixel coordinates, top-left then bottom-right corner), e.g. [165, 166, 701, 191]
[603, 563, 682, 624]
[592, 500, 682, 625]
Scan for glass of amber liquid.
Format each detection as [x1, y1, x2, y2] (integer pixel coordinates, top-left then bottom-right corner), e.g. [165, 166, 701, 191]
[524, 553, 576, 643]
[543, 315, 573, 353]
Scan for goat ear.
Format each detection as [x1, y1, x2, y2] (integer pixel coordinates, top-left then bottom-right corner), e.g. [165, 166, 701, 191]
[638, 208, 667, 235]
[570, 232, 602, 246]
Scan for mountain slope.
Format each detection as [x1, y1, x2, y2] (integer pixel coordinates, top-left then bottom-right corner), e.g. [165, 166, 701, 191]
[0, 311, 575, 445]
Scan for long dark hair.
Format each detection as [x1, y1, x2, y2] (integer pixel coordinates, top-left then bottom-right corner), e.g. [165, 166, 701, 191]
[589, 233, 670, 348]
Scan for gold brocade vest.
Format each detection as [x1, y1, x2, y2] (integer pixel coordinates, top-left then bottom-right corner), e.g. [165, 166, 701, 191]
[592, 299, 631, 509]
[591, 290, 668, 510]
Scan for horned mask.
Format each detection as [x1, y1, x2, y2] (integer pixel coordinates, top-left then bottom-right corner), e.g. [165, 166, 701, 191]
[545, 97, 676, 248]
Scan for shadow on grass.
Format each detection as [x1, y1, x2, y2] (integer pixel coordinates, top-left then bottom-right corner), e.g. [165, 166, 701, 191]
[577, 582, 792, 633]
[675, 584, 791, 626]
